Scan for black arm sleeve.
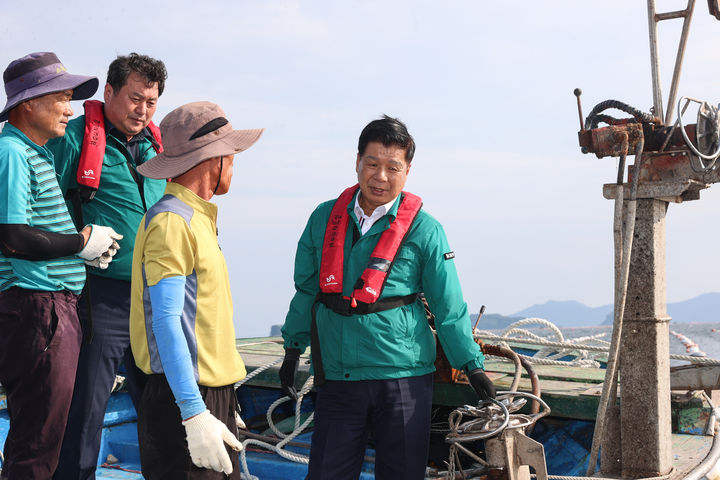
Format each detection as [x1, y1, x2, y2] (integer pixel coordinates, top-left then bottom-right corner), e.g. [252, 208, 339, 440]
[0, 224, 84, 261]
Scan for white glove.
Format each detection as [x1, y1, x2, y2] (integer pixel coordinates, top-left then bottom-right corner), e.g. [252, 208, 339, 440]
[182, 410, 243, 474]
[78, 225, 123, 262]
[84, 252, 113, 270]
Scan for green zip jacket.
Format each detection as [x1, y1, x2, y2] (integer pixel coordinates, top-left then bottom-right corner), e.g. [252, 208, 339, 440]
[47, 115, 166, 281]
[282, 190, 484, 381]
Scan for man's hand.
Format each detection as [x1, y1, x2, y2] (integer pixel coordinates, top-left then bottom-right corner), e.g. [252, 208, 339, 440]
[182, 410, 242, 474]
[83, 252, 113, 270]
[467, 368, 496, 401]
[77, 225, 123, 264]
[279, 348, 301, 401]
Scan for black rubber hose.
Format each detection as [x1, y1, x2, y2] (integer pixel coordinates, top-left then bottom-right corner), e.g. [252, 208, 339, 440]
[585, 100, 656, 129]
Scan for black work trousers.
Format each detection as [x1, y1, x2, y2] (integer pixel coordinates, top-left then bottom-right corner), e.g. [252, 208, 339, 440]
[54, 275, 147, 480]
[0, 287, 82, 480]
[137, 374, 240, 480]
[307, 373, 433, 480]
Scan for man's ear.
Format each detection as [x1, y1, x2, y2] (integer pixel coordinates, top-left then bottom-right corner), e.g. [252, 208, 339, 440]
[103, 83, 114, 103]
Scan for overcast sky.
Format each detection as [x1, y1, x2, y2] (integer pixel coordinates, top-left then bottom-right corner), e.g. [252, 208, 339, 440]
[3, 1, 720, 337]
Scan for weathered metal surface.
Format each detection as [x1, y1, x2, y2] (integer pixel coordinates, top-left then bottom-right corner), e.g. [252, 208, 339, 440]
[638, 151, 706, 183]
[578, 124, 644, 159]
[672, 391, 714, 435]
[486, 430, 548, 480]
[671, 364, 720, 391]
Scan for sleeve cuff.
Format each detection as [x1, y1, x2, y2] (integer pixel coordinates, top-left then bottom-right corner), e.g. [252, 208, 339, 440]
[463, 353, 485, 372]
[178, 398, 208, 421]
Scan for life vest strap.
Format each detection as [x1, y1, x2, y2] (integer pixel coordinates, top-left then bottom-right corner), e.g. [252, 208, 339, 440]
[317, 292, 417, 317]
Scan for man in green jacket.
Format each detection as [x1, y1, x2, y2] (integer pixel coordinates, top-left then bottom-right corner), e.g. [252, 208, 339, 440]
[46, 53, 168, 480]
[280, 115, 495, 480]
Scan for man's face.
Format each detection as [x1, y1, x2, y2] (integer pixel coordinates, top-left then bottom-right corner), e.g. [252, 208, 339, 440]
[25, 89, 74, 144]
[213, 154, 235, 196]
[104, 71, 159, 139]
[355, 141, 411, 215]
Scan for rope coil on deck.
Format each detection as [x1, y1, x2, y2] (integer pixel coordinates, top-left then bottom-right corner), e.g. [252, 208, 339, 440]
[236, 358, 315, 480]
[444, 391, 550, 480]
[475, 317, 720, 367]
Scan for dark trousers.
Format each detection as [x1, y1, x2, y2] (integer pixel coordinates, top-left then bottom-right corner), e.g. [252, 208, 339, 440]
[54, 275, 147, 480]
[138, 375, 240, 480]
[0, 287, 82, 480]
[307, 373, 433, 480]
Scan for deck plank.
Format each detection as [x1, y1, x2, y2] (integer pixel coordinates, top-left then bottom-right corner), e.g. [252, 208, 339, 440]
[235, 339, 610, 420]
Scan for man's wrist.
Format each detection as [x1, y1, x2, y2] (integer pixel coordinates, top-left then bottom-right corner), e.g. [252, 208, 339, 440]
[284, 347, 301, 360]
[179, 400, 208, 421]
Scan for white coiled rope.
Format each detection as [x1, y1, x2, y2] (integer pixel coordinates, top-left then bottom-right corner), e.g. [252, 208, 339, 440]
[476, 318, 720, 367]
[235, 359, 315, 480]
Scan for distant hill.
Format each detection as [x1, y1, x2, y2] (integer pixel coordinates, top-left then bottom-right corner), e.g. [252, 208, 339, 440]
[269, 312, 523, 336]
[472, 312, 524, 330]
[511, 300, 612, 327]
[602, 292, 720, 325]
[268, 293, 720, 335]
[668, 293, 720, 323]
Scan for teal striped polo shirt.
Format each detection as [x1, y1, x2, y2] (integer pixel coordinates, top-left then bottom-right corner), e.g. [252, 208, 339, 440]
[0, 123, 86, 293]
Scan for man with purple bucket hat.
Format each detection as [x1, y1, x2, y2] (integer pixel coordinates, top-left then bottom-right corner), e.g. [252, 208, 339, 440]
[0, 52, 122, 479]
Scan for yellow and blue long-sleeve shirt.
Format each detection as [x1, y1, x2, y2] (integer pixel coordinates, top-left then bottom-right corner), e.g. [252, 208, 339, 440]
[130, 182, 246, 388]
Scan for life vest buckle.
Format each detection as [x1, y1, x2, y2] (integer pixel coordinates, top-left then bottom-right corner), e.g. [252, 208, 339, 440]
[341, 295, 358, 311]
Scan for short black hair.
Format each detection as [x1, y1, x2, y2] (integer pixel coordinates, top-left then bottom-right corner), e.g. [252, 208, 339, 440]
[357, 114, 415, 163]
[107, 53, 167, 96]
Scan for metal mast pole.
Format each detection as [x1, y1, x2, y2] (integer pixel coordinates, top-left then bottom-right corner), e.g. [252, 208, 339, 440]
[647, 0, 664, 122]
[664, 0, 696, 125]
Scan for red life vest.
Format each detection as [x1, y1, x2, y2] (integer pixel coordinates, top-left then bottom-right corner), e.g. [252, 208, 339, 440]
[319, 184, 422, 307]
[77, 100, 163, 195]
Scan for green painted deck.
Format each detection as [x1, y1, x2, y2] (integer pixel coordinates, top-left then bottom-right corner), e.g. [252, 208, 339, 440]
[235, 337, 609, 421]
[235, 337, 719, 478]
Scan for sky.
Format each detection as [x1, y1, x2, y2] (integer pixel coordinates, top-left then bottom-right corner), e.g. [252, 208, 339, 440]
[2, 1, 720, 337]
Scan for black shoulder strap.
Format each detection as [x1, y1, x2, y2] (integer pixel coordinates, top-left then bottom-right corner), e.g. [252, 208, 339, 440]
[123, 153, 147, 212]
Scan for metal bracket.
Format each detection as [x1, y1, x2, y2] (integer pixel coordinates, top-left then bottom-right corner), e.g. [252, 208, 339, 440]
[486, 429, 548, 480]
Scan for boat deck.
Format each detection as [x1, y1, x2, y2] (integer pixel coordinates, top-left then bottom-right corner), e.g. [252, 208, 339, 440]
[236, 337, 608, 420]
[0, 336, 716, 479]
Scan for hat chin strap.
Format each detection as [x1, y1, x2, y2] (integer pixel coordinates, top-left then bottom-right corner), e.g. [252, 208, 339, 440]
[212, 156, 224, 195]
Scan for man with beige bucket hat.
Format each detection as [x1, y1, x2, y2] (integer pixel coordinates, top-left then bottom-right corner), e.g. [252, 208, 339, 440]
[129, 101, 263, 477]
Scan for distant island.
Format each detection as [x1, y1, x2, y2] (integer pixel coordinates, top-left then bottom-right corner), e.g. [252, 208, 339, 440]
[493, 292, 720, 328]
[267, 293, 720, 335]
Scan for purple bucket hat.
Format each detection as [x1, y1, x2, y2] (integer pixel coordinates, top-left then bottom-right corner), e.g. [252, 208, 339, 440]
[0, 52, 98, 122]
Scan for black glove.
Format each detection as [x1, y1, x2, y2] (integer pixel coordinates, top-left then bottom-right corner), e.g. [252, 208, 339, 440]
[279, 348, 301, 401]
[467, 368, 496, 401]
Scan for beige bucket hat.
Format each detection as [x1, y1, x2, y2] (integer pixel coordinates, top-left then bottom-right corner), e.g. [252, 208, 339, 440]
[137, 101, 263, 179]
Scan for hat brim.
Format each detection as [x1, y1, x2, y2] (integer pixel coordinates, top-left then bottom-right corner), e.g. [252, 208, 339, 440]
[137, 128, 264, 179]
[0, 73, 98, 122]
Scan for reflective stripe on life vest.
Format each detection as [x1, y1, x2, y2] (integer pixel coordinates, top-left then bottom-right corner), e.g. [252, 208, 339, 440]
[319, 184, 422, 305]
